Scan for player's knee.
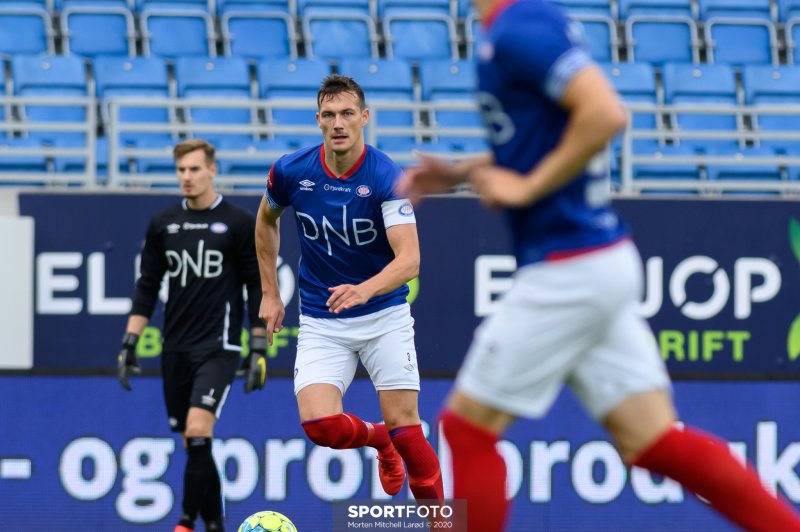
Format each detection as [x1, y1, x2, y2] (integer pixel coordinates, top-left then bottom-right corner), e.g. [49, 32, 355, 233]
[301, 415, 350, 448]
[184, 418, 213, 439]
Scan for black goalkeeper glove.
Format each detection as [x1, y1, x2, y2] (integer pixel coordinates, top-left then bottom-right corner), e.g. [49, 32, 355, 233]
[117, 332, 141, 391]
[242, 335, 267, 393]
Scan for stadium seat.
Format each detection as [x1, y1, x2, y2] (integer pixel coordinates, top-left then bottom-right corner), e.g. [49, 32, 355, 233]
[219, 0, 292, 14]
[338, 58, 417, 144]
[93, 56, 172, 147]
[297, 0, 370, 15]
[780, 0, 800, 20]
[258, 58, 330, 146]
[662, 63, 741, 150]
[175, 56, 254, 145]
[216, 137, 290, 175]
[136, 0, 208, 10]
[570, 14, 619, 62]
[742, 65, 800, 153]
[699, 0, 778, 65]
[302, 8, 379, 59]
[12, 55, 89, 145]
[60, 3, 135, 57]
[705, 146, 782, 195]
[141, 5, 217, 58]
[0, 137, 47, 174]
[622, 0, 699, 64]
[549, 0, 615, 17]
[631, 143, 703, 194]
[382, 9, 459, 61]
[0, 5, 54, 56]
[377, 0, 449, 15]
[221, 8, 297, 59]
[601, 62, 660, 152]
[418, 59, 484, 151]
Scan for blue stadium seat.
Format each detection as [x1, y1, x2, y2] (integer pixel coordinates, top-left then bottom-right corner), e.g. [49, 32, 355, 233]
[780, 0, 800, 20]
[662, 63, 741, 150]
[221, 8, 297, 59]
[175, 56, 254, 145]
[136, 0, 208, 10]
[377, 0, 449, 16]
[131, 135, 175, 174]
[419, 59, 484, 151]
[12, 55, 89, 145]
[742, 65, 800, 153]
[302, 8, 379, 59]
[94, 56, 172, 147]
[622, 1, 698, 64]
[699, 0, 778, 65]
[550, 0, 615, 17]
[601, 62, 660, 153]
[141, 5, 217, 58]
[258, 58, 330, 146]
[297, 0, 370, 16]
[219, 0, 292, 14]
[382, 9, 458, 61]
[338, 58, 416, 143]
[216, 137, 290, 175]
[705, 146, 782, 195]
[0, 5, 54, 56]
[632, 143, 702, 195]
[0, 137, 47, 174]
[60, 3, 135, 57]
[571, 14, 619, 62]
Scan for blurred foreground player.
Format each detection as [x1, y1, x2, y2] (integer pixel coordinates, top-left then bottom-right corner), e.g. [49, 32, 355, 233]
[397, 1, 800, 530]
[255, 75, 444, 504]
[116, 138, 267, 532]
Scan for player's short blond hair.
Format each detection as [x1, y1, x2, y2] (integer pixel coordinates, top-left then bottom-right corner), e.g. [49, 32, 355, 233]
[173, 138, 216, 166]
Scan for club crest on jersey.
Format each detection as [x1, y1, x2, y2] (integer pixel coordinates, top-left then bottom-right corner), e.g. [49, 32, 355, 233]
[398, 202, 414, 216]
[210, 222, 228, 234]
[356, 185, 372, 197]
[478, 41, 494, 62]
[299, 179, 315, 191]
[166, 223, 180, 234]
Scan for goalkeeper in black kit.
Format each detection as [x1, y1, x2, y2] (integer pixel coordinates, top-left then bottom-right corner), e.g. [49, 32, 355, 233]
[116, 138, 267, 532]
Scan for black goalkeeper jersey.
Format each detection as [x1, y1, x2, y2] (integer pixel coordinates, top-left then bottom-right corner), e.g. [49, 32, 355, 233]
[131, 195, 261, 353]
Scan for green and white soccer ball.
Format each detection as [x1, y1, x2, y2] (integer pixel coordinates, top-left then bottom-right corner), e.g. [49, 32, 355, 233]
[238, 510, 297, 532]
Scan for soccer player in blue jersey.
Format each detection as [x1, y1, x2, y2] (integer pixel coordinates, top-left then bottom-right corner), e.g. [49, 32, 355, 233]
[397, 0, 800, 530]
[254, 75, 444, 503]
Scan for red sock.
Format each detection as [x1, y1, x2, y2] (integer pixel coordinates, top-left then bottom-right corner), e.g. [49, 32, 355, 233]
[634, 426, 800, 532]
[301, 413, 391, 450]
[441, 409, 509, 531]
[389, 424, 444, 501]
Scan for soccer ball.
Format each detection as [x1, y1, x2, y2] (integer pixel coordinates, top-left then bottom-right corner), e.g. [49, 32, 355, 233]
[238, 510, 297, 532]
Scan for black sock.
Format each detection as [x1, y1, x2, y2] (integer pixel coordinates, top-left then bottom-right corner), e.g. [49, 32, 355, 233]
[182, 437, 223, 525]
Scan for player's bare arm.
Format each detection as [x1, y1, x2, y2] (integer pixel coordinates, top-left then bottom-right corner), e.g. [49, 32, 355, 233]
[471, 66, 627, 209]
[396, 152, 493, 206]
[125, 314, 149, 336]
[327, 223, 420, 314]
[255, 196, 285, 345]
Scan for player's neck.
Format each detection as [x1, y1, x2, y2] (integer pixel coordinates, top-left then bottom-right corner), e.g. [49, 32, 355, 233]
[186, 190, 218, 211]
[323, 142, 365, 178]
[477, 0, 501, 19]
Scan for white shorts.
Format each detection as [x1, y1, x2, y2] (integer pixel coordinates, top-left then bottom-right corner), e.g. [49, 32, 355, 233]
[456, 240, 671, 421]
[294, 303, 421, 395]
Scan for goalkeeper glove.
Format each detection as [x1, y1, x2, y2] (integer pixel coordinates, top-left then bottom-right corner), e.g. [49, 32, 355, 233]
[242, 335, 267, 393]
[117, 332, 141, 391]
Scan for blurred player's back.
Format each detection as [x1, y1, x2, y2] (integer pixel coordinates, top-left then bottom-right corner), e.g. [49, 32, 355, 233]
[477, 0, 627, 265]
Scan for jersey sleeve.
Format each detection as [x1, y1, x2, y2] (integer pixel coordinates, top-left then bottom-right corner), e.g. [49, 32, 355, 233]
[264, 158, 290, 210]
[377, 163, 417, 228]
[130, 217, 167, 318]
[496, 12, 593, 102]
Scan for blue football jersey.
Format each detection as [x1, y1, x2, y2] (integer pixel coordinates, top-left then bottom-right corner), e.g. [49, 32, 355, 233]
[266, 144, 416, 318]
[477, 0, 629, 267]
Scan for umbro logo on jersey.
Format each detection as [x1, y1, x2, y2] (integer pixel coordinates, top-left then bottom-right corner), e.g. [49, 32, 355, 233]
[166, 223, 180, 234]
[299, 180, 315, 191]
[356, 185, 372, 197]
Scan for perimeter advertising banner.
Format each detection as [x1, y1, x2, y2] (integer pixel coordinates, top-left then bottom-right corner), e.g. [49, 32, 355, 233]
[16, 194, 800, 376]
[3, 377, 800, 531]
